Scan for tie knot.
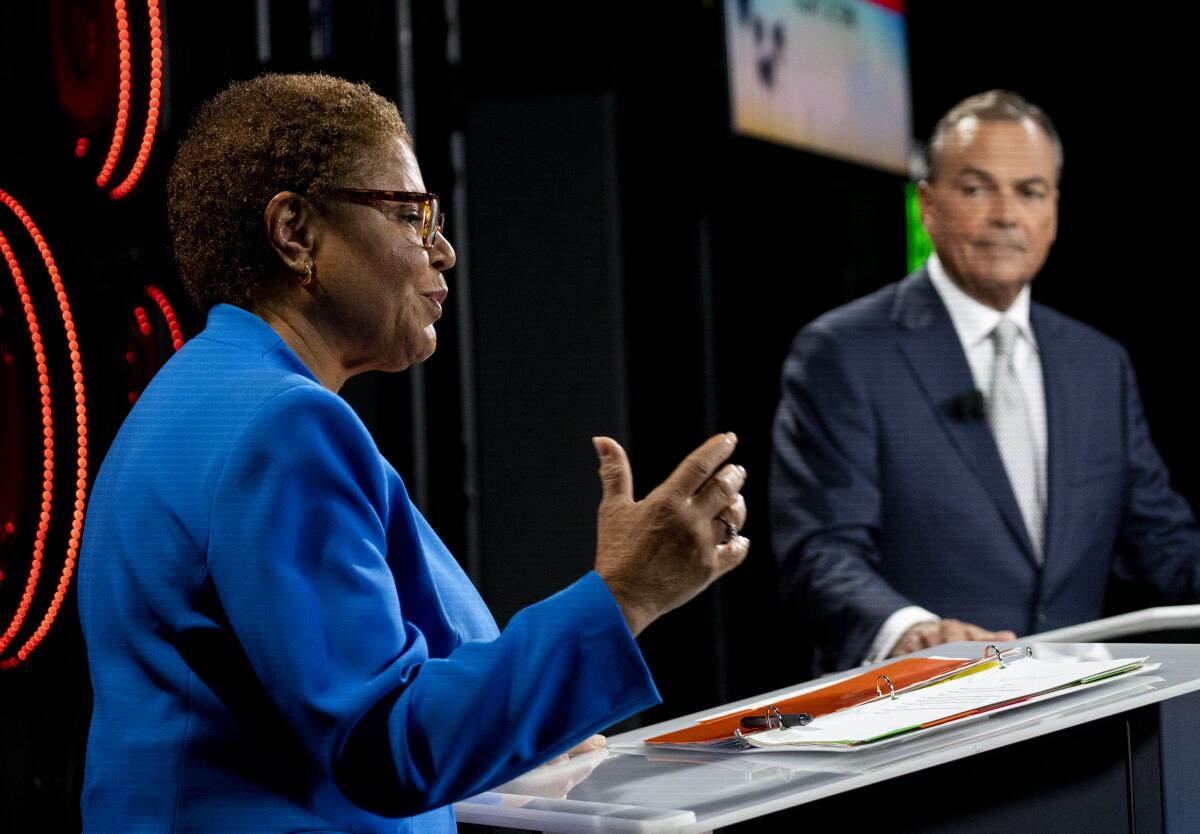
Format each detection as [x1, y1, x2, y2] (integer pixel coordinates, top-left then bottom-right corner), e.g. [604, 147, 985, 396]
[992, 318, 1018, 360]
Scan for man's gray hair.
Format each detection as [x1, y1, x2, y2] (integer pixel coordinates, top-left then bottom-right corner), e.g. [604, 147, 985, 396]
[926, 89, 1063, 181]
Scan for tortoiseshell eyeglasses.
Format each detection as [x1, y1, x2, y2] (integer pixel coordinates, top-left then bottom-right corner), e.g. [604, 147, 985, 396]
[328, 188, 445, 249]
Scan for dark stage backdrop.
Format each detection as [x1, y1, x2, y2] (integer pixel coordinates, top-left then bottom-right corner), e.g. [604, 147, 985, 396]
[0, 2, 1191, 830]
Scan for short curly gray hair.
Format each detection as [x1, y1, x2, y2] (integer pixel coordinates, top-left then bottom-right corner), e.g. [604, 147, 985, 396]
[167, 73, 410, 310]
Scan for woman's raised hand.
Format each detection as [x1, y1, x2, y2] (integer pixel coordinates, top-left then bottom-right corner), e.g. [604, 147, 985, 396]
[592, 433, 749, 637]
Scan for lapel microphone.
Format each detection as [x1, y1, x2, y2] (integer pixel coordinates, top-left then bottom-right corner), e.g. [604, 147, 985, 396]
[947, 390, 986, 423]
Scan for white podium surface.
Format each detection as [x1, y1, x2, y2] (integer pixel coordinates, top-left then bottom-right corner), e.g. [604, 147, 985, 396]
[1023, 604, 1200, 642]
[455, 642, 1200, 833]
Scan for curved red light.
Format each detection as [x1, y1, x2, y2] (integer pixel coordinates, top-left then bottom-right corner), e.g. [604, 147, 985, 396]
[0, 188, 88, 669]
[94, 0, 131, 189]
[134, 305, 151, 335]
[145, 284, 184, 351]
[0, 230, 54, 662]
[109, 0, 161, 199]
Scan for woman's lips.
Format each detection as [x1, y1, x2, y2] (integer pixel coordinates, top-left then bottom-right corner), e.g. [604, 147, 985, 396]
[422, 289, 448, 315]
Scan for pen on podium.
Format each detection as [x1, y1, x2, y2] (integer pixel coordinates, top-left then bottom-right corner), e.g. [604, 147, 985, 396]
[739, 711, 814, 730]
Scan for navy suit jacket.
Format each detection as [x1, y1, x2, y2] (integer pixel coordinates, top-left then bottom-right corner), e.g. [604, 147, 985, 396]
[770, 269, 1200, 674]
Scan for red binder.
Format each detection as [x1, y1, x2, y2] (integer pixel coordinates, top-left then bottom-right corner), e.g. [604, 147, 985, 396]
[645, 654, 997, 746]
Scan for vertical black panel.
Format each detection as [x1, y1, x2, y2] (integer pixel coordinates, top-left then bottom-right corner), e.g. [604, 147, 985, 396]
[465, 93, 627, 626]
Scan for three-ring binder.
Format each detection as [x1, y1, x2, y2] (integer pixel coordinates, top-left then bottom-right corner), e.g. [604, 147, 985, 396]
[646, 646, 1035, 748]
[689, 648, 1151, 752]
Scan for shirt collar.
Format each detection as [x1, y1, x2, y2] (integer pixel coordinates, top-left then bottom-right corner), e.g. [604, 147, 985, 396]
[198, 303, 320, 383]
[926, 252, 1036, 350]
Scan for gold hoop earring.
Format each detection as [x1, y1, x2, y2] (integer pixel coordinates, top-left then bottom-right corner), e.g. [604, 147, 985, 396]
[299, 262, 313, 285]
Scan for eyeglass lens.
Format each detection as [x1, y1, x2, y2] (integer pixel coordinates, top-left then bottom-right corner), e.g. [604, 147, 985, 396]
[425, 197, 443, 248]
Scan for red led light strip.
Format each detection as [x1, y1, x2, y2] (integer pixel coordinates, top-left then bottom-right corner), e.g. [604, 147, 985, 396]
[145, 284, 184, 350]
[0, 188, 88, 669]
[0, 229, 54, 661]
[109, 0, 161, 199]
[94, 0, 131, 189]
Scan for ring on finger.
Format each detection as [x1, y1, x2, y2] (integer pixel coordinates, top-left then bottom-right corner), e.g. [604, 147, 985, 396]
[717, 514, 738, 544]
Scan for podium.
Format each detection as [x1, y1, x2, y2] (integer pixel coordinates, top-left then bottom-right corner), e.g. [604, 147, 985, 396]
[456, 641, 1200, 833]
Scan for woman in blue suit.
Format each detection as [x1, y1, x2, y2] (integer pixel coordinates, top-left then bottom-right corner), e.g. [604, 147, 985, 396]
[78, 73, 749, 833]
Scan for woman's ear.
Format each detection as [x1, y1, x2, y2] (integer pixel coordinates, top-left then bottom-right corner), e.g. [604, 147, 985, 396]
[264, 191, 318, 279]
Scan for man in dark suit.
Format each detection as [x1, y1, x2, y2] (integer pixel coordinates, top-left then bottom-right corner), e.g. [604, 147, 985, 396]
[771, 90, 1200, 675]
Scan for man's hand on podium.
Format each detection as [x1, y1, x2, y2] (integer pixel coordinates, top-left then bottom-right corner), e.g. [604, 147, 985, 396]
[890, 619, 1017, 657]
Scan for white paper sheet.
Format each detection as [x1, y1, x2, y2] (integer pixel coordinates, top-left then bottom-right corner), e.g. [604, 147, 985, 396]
[745, 657, 1148, 749]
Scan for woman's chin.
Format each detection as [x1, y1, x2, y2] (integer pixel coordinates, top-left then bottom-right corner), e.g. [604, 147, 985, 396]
[380, 330, 437, 373]
[418, 331, 437, 362]
[399, 336, 436, 370]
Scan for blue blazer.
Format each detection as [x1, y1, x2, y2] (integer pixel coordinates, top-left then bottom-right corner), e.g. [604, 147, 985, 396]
[770, 269, 1200, 674]
[79, 304, 659, 833]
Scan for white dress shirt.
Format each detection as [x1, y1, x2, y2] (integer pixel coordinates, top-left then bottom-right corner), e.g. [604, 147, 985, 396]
[863, 253, 1047, 663]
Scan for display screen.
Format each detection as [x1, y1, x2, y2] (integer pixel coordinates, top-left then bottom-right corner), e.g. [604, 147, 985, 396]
[726, 0, 912, 174]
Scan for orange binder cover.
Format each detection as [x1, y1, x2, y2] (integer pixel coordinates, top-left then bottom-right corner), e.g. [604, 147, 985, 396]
[645, 656, 979, 745]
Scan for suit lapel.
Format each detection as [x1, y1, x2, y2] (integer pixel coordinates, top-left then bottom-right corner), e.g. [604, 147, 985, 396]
[1033, 306, 1080, 581]
[891, 270, 1040, 566]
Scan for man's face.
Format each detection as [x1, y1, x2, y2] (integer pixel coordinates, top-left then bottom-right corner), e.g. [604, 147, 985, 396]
[919, 116, 1059, 311]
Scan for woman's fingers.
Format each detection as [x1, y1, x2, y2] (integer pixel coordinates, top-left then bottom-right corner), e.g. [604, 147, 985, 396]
[691, 463, 747, 519]
[566, 734, 606, 756]
[711, 495, 746, 543]
[659, 433, 738, 499]
[593, 437, 634, 505]
[594, 433, 750, 637]
[714, 535, 751, 570]
[722, 494, 747, 532]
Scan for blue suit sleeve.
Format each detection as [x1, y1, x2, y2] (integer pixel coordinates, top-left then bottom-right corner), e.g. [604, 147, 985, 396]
[207, 385, 659, 816]
[770, 326, 915, 672]
[1113, 351, 1200, 602]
